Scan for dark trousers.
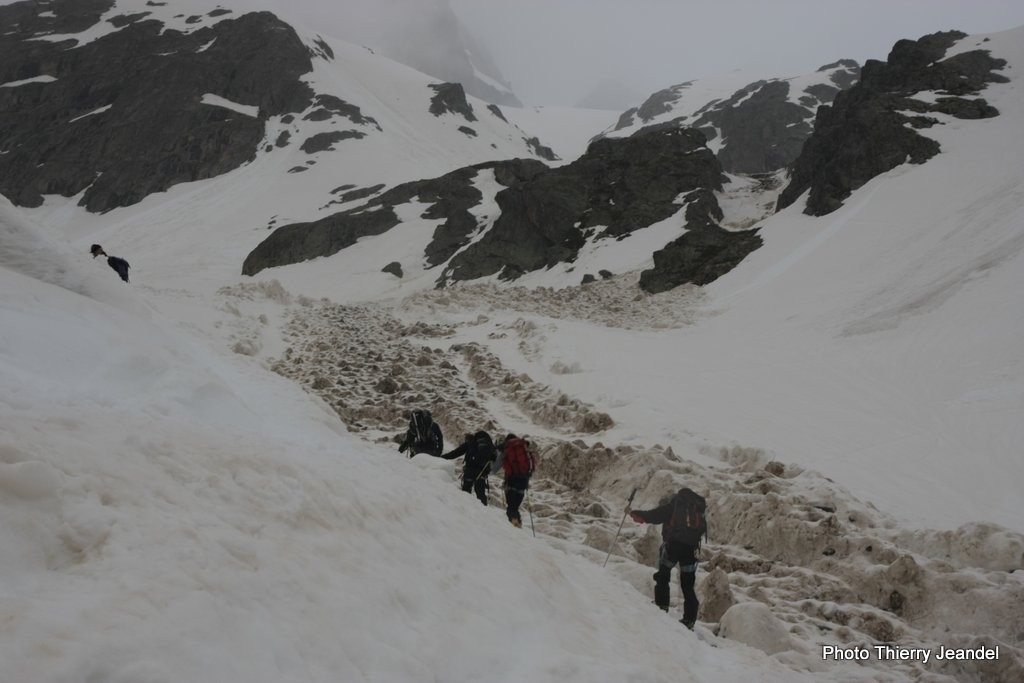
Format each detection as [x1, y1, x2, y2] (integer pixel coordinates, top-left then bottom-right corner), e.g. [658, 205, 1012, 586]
[653, 541, 699, 624]
[504, 474, 529, 522]
[462, 474, 488, 505]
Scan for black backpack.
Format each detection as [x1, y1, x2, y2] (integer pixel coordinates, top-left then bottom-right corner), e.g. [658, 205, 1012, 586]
[667, 488, 707, 548]
[467, 431, 497, 469]
[474, 431, 496, 457]
[410, 410, 433, 446]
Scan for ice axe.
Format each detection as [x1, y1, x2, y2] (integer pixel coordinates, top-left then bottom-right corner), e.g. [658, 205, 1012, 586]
[603, 488, 639, 567]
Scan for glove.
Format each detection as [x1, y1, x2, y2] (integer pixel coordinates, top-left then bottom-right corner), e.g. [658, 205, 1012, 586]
[630, 512, 643, 523]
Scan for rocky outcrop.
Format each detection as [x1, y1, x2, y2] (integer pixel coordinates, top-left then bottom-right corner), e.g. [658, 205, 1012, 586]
[638, 83, 692, 121]
[0, 0, 315, 212]
[301, 94, 379, 129]
[241, 158, 548, 276]
[694, 80, 817, 174]
[244, 125, 761, 293]
[486, 104, 508, 123]
[777, 32, 1006, 216]
[638, 190, 763, 293]
[440, 128, 740, 290]
[605, 62, 860, 176]
[524, 136, 559, 161]
[300, 130, 366, 154]
[428, 82, 476, 121]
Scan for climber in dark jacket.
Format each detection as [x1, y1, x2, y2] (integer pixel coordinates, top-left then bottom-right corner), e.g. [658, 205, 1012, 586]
[441, 431, 498, 505]
[629, 488, 707, 630]
[398, 409, 443, 458]
[90, 244, 130, 283]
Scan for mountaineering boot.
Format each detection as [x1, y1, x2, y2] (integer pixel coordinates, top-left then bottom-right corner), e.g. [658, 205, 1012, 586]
[681, 618, 695, 630]
[510, 518, 522, 528]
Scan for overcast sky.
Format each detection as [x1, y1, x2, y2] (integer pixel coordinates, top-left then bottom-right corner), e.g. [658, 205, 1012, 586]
[6, 0, 1023, 109]
[448, 0, 1024, 106]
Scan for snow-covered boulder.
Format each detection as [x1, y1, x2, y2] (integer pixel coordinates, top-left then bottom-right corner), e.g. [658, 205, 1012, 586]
[719, 601, 794, 655]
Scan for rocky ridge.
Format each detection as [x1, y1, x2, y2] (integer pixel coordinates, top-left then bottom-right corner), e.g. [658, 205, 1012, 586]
[0, 0, 315, 212]
[244, 126, 764, 294]
[0, 0, 547, 216]
[777, 32, 1007, 216]
[603, 60, 861, 175]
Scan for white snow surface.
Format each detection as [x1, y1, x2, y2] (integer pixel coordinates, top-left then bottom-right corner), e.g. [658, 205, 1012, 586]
[0, 206, 803, 683]
[201, 94, 259, 118]
[502, 105, 620, 162]
[2, 4, 1024, 681]
[0, 74, 57, 87]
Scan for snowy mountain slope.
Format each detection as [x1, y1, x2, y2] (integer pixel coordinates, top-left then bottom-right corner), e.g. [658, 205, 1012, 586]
[533, 28, 1024, 529]
[3, 0, 557, 291]
[210, 29, 1024, 682]
[269, 0, 522, 106]
[502, 105, 621, 162]
[3, 5, 1024, 680]
[0, 0, 549, 214]
[1, 196, 817, 682]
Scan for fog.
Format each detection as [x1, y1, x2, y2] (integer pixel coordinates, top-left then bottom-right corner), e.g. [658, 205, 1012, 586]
[283, 0, 1024, 109]
[5, 0, 1024, 108]
[450, 0, 1024, 106]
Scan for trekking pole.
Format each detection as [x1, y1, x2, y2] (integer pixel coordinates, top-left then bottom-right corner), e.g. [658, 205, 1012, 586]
[603, 488, 639, 567]
[526, 491, 536, 538]
[472, 463, 491, 486]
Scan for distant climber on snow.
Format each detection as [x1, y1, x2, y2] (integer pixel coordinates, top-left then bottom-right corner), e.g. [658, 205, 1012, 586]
[629, 487, 708, 630]
[90, 244, 130, 283]
[398, 409, 443, 458]
[491, 433, 536, 528]
[441, 430, 498, 505]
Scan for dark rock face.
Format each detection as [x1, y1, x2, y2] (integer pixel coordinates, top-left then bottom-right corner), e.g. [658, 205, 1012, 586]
[0, 0, 315, 212]
[696, 80, 814, 174]
[428, 82, 476, 121]
[607, 63, 860, 176]
[300, 130, 366, 154]
[524, 137, 559, 162]
[302, 94, 379, 129]
[242, 202, 401, 276]
[637, 83, 692, 121]
[486, 104, 508, 123]
[241, 159, 548, 276]
[243, 127, 759, 292]
[777, 32, 1006, 216]
[820, 59, 861, 89]
[440, 128, 747, 291]
[639, 190, 763, 293]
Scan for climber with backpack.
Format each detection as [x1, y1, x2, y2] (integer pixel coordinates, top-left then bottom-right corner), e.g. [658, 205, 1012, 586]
[90, 244, 131, 283]
[440, 431, 498, 505]
[492, 434, 536, 528]
[629, 487, 708, 630]
[398, 409, 444, 458]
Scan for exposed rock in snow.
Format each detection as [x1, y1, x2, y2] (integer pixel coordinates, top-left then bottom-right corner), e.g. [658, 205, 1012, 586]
[778, 31, 1006, 216]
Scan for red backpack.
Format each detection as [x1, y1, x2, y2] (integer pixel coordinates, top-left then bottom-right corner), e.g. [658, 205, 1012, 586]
[503, 437, 535, 476]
